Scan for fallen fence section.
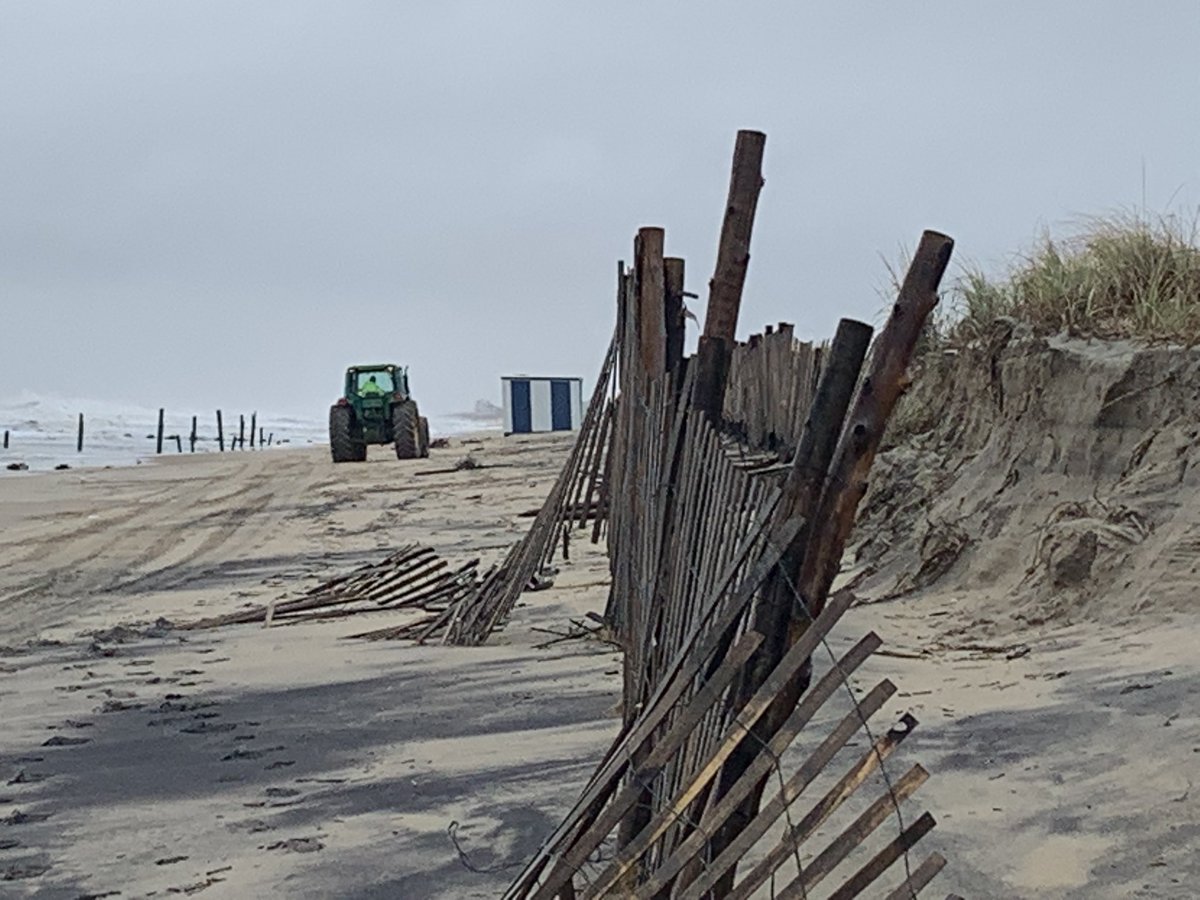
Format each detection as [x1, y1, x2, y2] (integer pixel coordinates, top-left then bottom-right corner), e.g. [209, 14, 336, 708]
[179, 544, 488, 634]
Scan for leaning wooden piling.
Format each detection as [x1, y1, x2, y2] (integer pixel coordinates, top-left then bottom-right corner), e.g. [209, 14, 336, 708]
[693, 129, 766, 423]
[216, 410, 225, 452]
[250, 412, 257, 448]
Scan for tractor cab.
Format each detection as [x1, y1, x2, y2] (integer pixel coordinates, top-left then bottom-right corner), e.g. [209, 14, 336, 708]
[345, 365, 406, 400]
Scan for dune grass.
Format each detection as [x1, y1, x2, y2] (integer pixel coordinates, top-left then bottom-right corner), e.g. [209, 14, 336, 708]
[945, 211, 1200, 345]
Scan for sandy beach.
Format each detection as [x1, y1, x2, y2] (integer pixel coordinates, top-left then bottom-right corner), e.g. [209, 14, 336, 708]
[1, 434, 1197, 898]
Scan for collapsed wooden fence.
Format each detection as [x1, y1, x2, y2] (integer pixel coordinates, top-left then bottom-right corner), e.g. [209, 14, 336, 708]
[503, 130, 956, 897]
[175, 128, 958, 896]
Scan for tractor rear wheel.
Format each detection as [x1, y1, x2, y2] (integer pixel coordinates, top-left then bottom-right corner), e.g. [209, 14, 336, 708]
[393, 401, 421, 460]
[330, 405, 363, 463]
[418, 416, 430, 458]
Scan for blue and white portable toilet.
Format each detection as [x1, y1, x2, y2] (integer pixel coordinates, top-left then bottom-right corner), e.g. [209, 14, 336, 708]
[501, 376, 584, 435]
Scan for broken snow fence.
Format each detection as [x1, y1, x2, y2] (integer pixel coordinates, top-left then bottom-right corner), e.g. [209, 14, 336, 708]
[503, 131, 956, 897]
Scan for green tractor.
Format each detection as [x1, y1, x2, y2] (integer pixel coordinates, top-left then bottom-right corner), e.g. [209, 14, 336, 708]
[329, 364, 430, 463]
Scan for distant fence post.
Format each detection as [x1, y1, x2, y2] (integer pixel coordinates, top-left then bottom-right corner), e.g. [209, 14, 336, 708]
[238, 415, 245, 450]
[77, 413, 84, 453]
[190, 416, 198, 453]
[174, 434, 183, 453]
[2, 430, 8, 449]
[250, 412, 257, 448]
[216, 410, 225, 452]
[267, 432, 273, 446]
[156, 409, 165, 454]
[259, 426, 265, 447]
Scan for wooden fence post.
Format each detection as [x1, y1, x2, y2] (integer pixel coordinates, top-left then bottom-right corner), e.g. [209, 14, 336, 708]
[635, 227, 666, 386]
[77, 413, 84, 452]
[250, 412, 257, 448]
[216, 411, 225, 452]
[156, 409, 165, 455]
[238, 415, 245, 450]
[2, 430, 8, 449]
[693, 129, 766, 421]
[664, 257, 686, 374]
[190, 416, 198, 453]
[174, 434, 183, 453]
[259, 426, 265, 447]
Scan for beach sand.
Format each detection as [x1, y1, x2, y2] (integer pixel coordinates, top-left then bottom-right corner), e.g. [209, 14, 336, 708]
[1, 434, 1197, 897]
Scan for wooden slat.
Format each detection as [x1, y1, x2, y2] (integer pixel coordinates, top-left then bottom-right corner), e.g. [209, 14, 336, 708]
[585, 631, 881, 899]
[880, 851, 948, 899]
[633, 676, 896, 899]
[760, 764, 929, 900]
[824, 811, 938, 900]
[717, 717, 922, 900]
[528, 630, 765, 900]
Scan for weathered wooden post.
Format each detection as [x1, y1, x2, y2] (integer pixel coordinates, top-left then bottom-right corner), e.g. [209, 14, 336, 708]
[692, 129, 766, 421]
[2, 430, 8, 449]
[259, 426, 265, 447]
[77, 413, 84, 452]
[216, 410, 225, 452]
[267, 432, 273, 446]
[250, 412, 257, 448]
[238, 415, 245, 450]
[664, 257, 686, 374]
[635, 227, 666, 386]
[174, 434, 183, 453]
[156, 409, 165, 454]
[190, 416, 198, 452]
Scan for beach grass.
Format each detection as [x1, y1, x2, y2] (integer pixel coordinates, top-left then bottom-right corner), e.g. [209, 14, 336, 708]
[944, 209, 1200, 345]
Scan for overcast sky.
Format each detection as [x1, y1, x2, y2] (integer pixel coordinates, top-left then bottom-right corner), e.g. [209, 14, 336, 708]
[3, 2, 1198, 419]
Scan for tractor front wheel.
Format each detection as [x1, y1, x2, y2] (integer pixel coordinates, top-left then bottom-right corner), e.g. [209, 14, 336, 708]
[393, 401, 421, 460]
[330, 405, 365, 463]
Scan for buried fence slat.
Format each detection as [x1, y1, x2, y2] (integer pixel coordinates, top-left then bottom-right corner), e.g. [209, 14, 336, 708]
[629, 661, 894, 899]
[584, 629, 881, 900]
[880, 852, 949, 900]
[640, 680, 898, 899]
[527, 630, 766, 900]
[724, 725, 925, 900]
[764, 762, 930, 900]
[823, 811, 939, 900]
